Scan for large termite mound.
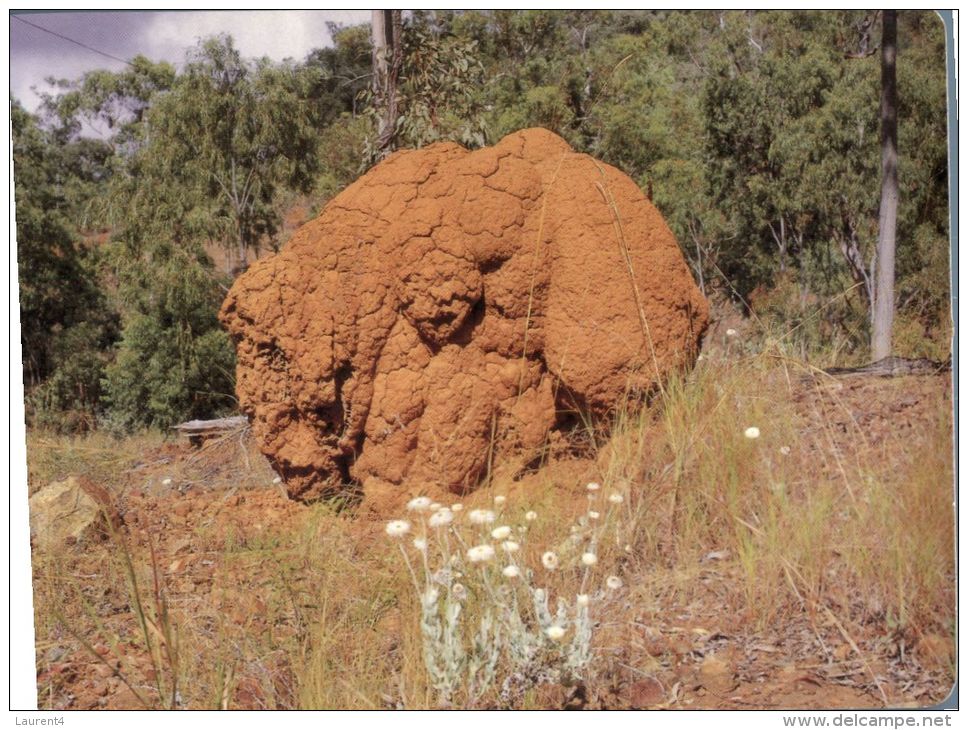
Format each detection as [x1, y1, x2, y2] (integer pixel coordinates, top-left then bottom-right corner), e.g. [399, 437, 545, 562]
[220, 129, 708, 503]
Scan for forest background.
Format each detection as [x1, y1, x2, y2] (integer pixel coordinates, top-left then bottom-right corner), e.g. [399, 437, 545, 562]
[13, 9, 952, 434]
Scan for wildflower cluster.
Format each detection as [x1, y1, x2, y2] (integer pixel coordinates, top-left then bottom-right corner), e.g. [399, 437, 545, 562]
[386, 484, 628, 706]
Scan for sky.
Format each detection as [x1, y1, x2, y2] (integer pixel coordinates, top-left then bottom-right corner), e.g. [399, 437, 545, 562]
[10, 10, 372, 111]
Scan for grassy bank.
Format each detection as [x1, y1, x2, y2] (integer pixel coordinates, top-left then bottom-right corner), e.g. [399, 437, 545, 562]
[26, 352, 954, 709]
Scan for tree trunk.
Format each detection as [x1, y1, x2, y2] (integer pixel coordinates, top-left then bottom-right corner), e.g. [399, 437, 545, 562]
[371, 9, 403, 158]
[371, 10, 387, 94]
[872, 10, 898, 360]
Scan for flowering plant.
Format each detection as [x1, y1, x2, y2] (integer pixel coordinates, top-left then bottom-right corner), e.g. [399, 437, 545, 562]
[386, 484, 628, 707]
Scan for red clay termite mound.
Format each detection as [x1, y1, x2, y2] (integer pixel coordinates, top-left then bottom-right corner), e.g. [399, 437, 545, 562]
[219, 129, 708, 504]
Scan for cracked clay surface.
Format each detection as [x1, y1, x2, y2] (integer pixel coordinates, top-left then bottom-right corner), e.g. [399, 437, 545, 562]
[219, 129, 709, 505]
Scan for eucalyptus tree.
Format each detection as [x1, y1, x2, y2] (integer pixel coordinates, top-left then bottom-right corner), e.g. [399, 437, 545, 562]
[100, 35, 324, 428]
[872, 10, 898, 360]
[370, 10, 404, 157]
[12, 98, 121, 429]
[147, 36, 322, 272]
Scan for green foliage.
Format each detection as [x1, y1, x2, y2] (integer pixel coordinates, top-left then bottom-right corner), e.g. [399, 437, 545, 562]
[40, 55, 176, 146]
[701, 12, 870, 298]
[13, 100, 118, 428]
[64, 36, 326, 429]
[493, 85, 575, 140]
[14, 11, 952, 434]
[27, 321, 114, 433]
[893, 13, 950, 338]
[143, 36, 322, 266]
[361, 11, 488, 160]
[397, 15, 488, 149]
[302, 24, 374, 123]
[315, 113, 373, 198]
[103, 312, 235, 433]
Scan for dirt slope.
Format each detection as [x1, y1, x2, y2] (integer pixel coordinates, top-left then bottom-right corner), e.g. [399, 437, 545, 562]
[30, 372, 953, 710]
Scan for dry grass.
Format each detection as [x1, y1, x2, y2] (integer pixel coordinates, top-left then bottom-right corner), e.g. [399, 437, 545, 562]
[26, 351, 954, 709]
[609, 351, 954, 635]
[25, 429, 167, 497]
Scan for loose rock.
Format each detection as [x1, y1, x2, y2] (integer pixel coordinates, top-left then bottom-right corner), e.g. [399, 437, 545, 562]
[28, 476, 121, 549]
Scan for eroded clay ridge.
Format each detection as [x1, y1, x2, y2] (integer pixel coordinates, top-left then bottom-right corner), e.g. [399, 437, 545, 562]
[220, 129, 709, 502]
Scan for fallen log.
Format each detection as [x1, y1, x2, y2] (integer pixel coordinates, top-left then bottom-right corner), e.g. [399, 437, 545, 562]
[172, 416, 249, 446]
[799, 356, 951, 385]
[823, 356, 950, 378]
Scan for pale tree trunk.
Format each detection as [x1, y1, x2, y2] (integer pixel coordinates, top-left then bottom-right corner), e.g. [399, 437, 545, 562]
[872, 10, 898, 360]
[371, 9, 403, 158]
[371, 10, 387, 93]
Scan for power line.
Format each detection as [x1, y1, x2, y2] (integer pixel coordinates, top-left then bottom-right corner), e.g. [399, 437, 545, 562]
[12, 14, 134, 67]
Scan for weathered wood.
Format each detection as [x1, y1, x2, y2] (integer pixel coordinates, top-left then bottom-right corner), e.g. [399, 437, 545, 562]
[172, 416, 248, 437]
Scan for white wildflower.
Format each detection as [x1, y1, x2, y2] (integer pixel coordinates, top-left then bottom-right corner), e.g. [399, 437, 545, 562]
[407, 496, 433, 512]
[524, 510, 538, 522]
[606, 575, 624, 590]
[413, 538, 427, 551]
[490, 525, 512, 540]
[451, 503, 463, 512]
[494, 495, 507, 505]
[581, 552, 598, 566]
[744, 426, 761, 440]
[423, 588, 439, 606]
[545, 625, 566, 641]
[452, 583, 467, 600]
[726, 328, 738, 337]
[501, 540, 520, 553]
[385, 520, 411, 538]
[428, 508, 454, 528]
[162, 478, 173, 486]
[542, 551, 559, 570]
[467, 544, 496, 563]
[272, 476, 282, 485]
[586, 482, 601, 492]
[576, 594, 590, 607]
[608, 493, 624, 504]
[469, 509, 496, 525]
[502, 565, 520, 578]
[431, 569, 451, 585]
[588, 510, 600, 520]
[780, 445, 791, 456]
[429, 502, 442, 512]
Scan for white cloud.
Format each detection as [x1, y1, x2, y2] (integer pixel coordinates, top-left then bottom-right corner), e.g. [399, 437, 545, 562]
[144, 10, 371, 65]
[11, 49, 128, 111]
[11, 10, 371, 111]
